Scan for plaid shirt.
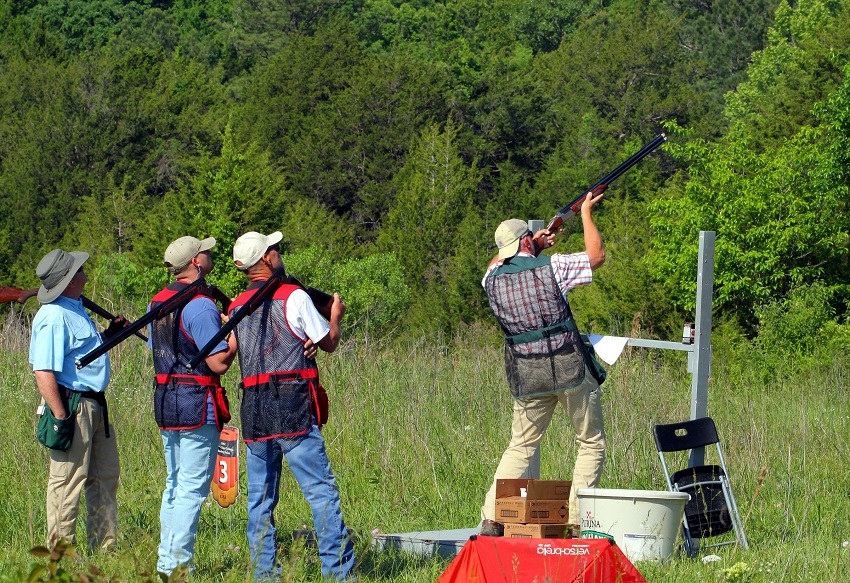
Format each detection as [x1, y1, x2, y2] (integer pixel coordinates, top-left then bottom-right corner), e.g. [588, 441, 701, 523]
[482, 251, 593, 298]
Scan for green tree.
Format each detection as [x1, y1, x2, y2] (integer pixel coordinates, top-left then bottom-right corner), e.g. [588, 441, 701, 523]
[724, 0, 850, 150]
[236, 18, 447, 237]
[141, 124, 356, 296]
[377, 120, 483, 328]
[647, 0, 850, 330]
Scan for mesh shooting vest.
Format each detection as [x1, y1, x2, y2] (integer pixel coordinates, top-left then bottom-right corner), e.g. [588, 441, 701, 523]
[230, 282, 321, 442]
[485, 255, 600, 399]
[150, 282, 224, 430]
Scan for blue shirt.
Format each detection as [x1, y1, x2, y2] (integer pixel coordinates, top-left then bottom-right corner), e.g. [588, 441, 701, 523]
[181, 296, 229, 356]
[182, 296, 228, 424]
[29, 295, 110, 393]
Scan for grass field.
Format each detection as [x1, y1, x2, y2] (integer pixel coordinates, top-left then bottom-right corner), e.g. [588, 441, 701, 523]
[1, 307, 849, 582]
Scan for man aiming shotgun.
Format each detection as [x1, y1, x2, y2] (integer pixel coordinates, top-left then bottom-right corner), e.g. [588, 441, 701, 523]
[478, 134, 665, 536]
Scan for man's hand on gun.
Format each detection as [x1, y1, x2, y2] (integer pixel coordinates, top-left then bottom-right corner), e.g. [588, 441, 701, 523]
[103, 315, 130, 340]
[581, 188, 606, 217]
[304, 339, 318, 360]
[534, 228, 558, 251]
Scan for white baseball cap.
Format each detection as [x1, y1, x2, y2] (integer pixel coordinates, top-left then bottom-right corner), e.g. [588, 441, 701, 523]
[494, 219, 530, 260]
[233, 231, 283, 270]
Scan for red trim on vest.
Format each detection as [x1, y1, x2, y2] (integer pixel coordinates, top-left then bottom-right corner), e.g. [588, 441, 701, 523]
[155, 373, 221, 386]
[150, 286, 217, 346]
[240, 368, 319, 388]
[151, 287, 180, 304]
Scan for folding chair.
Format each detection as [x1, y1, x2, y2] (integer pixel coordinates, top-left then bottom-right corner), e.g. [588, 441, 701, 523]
[653, 416, 748, 556]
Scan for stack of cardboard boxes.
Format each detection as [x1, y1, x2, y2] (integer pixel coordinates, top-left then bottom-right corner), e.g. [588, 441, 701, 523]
[494, 478, 577, 538]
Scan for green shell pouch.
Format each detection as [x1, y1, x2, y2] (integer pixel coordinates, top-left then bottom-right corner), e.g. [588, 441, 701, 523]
[36, 390, 80, 451]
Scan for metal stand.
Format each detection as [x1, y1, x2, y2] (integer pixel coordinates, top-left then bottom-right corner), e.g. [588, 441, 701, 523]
[626, 231, 714, 465]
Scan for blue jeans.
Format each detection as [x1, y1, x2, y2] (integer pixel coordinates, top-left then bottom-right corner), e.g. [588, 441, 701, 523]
[246, 424, 355, 580]
[157, 424, 219, 574]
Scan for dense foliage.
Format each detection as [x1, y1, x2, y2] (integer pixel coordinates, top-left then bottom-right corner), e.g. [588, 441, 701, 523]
[2, 0, 849, 338]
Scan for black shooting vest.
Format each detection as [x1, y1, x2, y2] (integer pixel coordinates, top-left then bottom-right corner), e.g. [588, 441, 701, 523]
[485, 254, 601, 399]
[150, 282, 224, 430]
[230, 283, 321, 442]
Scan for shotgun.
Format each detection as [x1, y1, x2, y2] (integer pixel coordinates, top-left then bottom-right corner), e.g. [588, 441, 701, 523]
[187, 266, 287, 371]
[534, 134, 667, 250]
[186, 268, 333, 371]
[76, 278, 208, 369]
[0, 286, 147, 341]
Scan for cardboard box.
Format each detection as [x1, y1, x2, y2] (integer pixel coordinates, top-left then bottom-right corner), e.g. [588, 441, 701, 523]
[495, 498, 570, 523]
[504, 523, 572, 539]
[494, 479, 571, 524]
[496, 478, 572, 500]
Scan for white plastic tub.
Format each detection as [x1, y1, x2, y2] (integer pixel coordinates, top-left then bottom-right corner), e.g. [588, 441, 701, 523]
[577, 488, 689, 562]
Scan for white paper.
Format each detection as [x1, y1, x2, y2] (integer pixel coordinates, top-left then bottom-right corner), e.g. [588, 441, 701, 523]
[587, 334, 630, 365]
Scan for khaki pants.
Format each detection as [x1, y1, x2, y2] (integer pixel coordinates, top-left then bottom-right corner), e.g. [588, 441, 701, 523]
[481, 368, 606, 524]
[47, 396, 120, 551]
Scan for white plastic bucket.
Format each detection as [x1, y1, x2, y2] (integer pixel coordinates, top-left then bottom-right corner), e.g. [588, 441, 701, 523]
[577, 488, 689, 562]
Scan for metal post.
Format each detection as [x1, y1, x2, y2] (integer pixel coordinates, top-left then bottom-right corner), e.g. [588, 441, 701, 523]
[688, 231, 715, 466]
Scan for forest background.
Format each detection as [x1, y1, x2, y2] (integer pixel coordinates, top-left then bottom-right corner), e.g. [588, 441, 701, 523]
[1, 0, 849, 343]
[2, 0, 850, 581]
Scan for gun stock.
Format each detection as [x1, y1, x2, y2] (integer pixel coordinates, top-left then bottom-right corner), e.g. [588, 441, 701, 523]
[0, 286, 38, 303]
[534, 134, 667, 251]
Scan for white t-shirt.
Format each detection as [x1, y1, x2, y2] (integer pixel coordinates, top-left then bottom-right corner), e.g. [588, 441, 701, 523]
[285, 288, 331, 343]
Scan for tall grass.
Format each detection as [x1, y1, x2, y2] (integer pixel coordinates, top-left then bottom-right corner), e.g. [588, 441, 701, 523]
[1, 308, 849, 582]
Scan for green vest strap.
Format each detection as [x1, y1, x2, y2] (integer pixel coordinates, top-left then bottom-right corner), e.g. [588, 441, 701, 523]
[506, 320, 577, 345]
[491, 254, 551, 276]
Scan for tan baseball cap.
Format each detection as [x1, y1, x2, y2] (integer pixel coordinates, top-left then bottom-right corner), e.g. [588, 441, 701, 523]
[233, 231, 283, 270]
[164, 236, 216, 274]
[494, 219, 530, 260]
[36, 249, 90, 304]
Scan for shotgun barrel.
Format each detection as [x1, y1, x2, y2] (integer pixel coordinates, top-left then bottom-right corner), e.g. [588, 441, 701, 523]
[186, 266, 287, 371]
[538, 134, 667, 242]
[80, 296, 148, 342]
[76, 278, 207, 369]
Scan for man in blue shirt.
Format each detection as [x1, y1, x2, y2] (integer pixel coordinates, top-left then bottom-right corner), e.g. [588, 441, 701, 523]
[150, 236, 237, 576]
[29, 249, 124, 551]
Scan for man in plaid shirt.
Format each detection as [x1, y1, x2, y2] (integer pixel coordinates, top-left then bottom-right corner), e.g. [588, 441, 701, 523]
[479, 191, 607, 535]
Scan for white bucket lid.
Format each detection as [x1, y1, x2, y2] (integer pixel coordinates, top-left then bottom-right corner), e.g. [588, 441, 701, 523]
[577, 488, 689, 501]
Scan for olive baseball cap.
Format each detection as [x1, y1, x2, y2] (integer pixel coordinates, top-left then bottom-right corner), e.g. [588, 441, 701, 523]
[164, 236, 216, 274]
[494, 219, 529, 260]
[36, 249, 89, 304]
[233, 231, 283, 270]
